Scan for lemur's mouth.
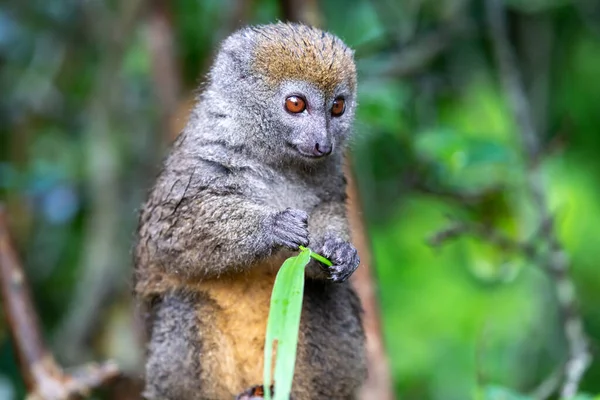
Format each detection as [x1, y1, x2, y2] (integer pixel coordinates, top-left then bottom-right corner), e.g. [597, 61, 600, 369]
[289, 143, 332, 159]
[297, 149, 326, 158]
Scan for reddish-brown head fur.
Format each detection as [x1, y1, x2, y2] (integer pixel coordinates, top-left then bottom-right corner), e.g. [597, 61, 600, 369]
[251, 23, 356, 96]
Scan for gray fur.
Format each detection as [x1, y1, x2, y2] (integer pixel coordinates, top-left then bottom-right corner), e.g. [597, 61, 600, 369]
[143, 292, 204, 399]
[135, 23, 366, 399]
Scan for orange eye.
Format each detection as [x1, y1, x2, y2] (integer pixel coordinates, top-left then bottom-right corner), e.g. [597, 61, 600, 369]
[331, 97, 345, 117]
[285, 96, 306, 113]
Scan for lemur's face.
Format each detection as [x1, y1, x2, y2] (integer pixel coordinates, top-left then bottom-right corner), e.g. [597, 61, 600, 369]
[210, 24, 357, 165]
[273, 80, 355, 161]
[249, 23, 357, 163]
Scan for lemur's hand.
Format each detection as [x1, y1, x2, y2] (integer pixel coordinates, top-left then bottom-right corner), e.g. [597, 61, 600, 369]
[315, 235, 360, 283]
[267, 208, 309, 250]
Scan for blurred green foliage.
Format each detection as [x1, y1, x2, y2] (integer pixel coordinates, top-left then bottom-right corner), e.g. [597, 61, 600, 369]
[1, 0, 600, 399]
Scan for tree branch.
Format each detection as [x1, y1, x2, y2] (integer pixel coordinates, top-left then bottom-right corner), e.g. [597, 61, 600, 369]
[346, 161, 396, 400]
[279, 0, 321, 26]
[485, 0, 539, 160]
[54, 0, 145, 365]
[0, 205, 119, 400]
[485, 0, 591, 397]
[147, 0, 183, 144]
[428, 220, 535, 258]
[406, 167, 504, 206]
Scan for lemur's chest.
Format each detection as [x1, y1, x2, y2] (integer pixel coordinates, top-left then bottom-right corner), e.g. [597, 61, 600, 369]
[192, 255, 288, 398]
[247, 171, 323, 211]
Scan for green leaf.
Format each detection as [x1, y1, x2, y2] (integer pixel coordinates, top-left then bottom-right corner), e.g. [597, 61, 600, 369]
[263, 248, 311, 400]
[415, 129, 514, 168]
[414, 128, 518, 191]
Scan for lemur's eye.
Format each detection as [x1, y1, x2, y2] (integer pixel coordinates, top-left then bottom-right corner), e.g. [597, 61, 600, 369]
[331, 97, 345, 117]
[285, 96, 306, 113]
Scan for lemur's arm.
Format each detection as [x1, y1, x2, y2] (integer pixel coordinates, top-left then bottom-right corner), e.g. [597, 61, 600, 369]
[136, 162, 309, 279]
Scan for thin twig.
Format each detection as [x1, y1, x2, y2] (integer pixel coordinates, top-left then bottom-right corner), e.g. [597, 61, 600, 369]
[0, 205, 119, 400]
[485, 0, 539, 160]
[485, 0, 591, 397]
[356, 17, 472, 79]
[407, 167, 504, 206]
[531, 365, 562, 400]
[428, 220, 535, 258]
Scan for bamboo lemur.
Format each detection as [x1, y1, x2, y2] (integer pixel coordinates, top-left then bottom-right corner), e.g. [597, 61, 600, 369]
[134, 23, 366, 400]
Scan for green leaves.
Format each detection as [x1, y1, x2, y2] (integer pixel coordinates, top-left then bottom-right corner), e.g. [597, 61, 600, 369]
[263, 248, 311, 400]
[414, 128, 517, 191]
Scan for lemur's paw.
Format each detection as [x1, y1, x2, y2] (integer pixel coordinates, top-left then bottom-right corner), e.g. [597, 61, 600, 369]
[268, 208, 309, 250]
[318, 236, 360, 282]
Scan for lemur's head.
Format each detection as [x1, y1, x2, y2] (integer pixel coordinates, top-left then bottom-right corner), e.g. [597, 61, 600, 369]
[206, 23, 357, 165]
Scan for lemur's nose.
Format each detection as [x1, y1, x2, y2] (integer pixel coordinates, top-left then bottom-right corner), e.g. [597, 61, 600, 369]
[313, 142, 332, 156]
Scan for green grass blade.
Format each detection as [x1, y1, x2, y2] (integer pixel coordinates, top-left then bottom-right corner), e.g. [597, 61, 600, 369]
[263, 260, 291, 400]
[263, 248, 311, 400]
[298, 245, 333, 267]
[273, 249, 309, 400]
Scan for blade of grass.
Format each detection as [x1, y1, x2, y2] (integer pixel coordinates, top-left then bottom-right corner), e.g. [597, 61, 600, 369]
[273, 248, 310, 400]
[264, 248, 312, 400]
[298, 245, 333, 267]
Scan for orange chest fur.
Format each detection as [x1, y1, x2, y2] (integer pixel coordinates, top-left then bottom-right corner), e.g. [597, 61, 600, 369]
[191, 261, 283, 398]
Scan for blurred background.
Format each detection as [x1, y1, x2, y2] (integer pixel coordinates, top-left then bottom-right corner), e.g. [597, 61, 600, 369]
[1, 0, 600, 399]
